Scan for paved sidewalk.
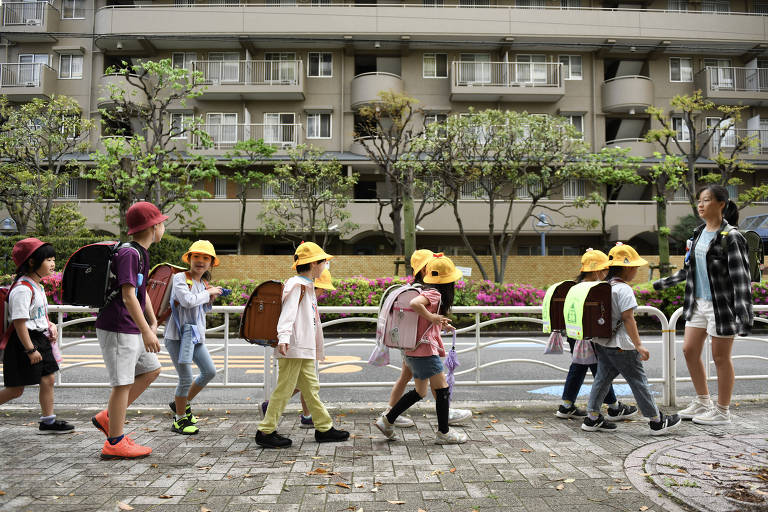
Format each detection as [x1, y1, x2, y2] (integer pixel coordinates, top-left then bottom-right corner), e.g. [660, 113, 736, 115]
[0, 399, 766, 512]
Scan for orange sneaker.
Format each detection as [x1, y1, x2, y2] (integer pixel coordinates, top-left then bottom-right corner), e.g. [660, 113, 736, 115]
[100, 436, 152, 460]
[91, 410, 109, 437]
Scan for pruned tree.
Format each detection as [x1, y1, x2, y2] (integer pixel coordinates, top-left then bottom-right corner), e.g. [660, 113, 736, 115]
[646, 152, 689, 276]
[226, 139, 277, 254]
[0, 95, 93, 235]
[259, 145, 358, 249]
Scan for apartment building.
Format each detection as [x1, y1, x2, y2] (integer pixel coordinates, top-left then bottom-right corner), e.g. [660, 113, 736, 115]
[2, 0, 768, 255]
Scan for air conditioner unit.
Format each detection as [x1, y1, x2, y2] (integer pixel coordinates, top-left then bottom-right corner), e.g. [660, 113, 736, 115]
[25, 18, 41, 26]
[25, 81, 37, 87]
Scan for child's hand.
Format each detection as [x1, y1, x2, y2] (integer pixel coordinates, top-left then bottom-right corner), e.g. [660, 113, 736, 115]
[443, 323, 456, 333]
[208, 286, 224, 298]
[637, 345, 650, 361]
[27, 349, 42, 364]
[47, 323, 58, 341]
[277, 343, 288, 356]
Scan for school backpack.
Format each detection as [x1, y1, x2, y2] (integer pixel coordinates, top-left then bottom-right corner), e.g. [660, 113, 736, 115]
[376, 284, 428, 351]
[147, 263, 187, 324]
[62, 241, 145, 308]
[0, 280, 36, 360]
[720, 227, 764, 282]
[563, 281, 613, 340]
[239, 280, 305, 347]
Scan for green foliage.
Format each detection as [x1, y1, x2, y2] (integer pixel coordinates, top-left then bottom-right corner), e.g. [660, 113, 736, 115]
[670, 214, 701, 250]
[38, 203, 91, 238]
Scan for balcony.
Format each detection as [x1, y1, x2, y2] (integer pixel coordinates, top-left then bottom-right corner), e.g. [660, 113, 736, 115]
[604, 138, 655, 158]
[709, 129, 768, 159]
[695, 67, 768, 105]
[0, 63, 57, 100]
[450, 62, 564, 102]
[97, 73, 151, 107]
[1, 1, 59, 42]
[350, 72, 404, 107]
[192, 60, 304, 101]
[602, 75, 654, 113]
[191, 123, 302, 152]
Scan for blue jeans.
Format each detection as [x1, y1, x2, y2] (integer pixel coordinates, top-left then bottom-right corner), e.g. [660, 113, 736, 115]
[165, 339, 217, 397]
[562, 338, 617, 404]
[587, 344, 658, 418]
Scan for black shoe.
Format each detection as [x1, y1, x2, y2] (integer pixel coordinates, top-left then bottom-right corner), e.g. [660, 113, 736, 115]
[607, 402, 639, 421]
[314, 427, 350, 443]
[555, 404, 587, 419]
[581, 414, 617, 432]
[255, 430, 292, 449]
[650, 413, 682, 436]
[38, 419, 75, 434]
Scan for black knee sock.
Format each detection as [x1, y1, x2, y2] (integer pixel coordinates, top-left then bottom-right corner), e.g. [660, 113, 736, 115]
[386, 390, 422, 424]
[435, 387, 451, 434]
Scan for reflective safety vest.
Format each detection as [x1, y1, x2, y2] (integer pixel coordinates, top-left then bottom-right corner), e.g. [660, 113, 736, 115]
[564, 281, 604, 340]
[541, 280, 567, 334]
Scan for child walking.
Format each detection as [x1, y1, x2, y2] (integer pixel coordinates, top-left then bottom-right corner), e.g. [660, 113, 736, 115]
[375, 255, 468, 444]
[556, 249, 637, 421]
[0, 238, 74, 434]
[380, 249, 472, 428]
[91, 202, 166, 459]
[581, 243, 681, 436]
[255, 242, 350, 449]
[165, 240, 223, 435]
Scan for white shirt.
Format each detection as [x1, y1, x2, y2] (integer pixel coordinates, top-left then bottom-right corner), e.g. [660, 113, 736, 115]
[592, 280, 637, 351]
[8, 277, 49, 332]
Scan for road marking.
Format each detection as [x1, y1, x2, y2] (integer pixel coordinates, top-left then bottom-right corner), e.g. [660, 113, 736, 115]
[527, 384, 659, 397]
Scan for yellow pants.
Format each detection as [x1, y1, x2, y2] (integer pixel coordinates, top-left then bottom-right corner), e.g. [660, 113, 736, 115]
[258, 358, 333, 434]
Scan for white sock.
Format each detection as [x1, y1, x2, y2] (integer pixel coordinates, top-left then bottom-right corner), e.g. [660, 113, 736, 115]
[716, 404, 729, 415]
[175, 414, 185, 421]
[697, 394, 712, 406]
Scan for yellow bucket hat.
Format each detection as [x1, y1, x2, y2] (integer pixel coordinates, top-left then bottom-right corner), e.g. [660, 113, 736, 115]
[314, 268, 335, 290]
[411, 249, 435, 274]
[580, 248, 610, 272]
[293, 241, 333, 270]
[182, 240, 220, 267]
[608, 242, 649, 267]
[424, 255, 463, 284]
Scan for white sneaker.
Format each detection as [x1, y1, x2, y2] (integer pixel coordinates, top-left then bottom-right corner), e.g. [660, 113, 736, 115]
[374, 415, 396, 440]
[692, 408, 731, 425]
[448, 408, 473, 425]
[678, 400, 712, 420]
[381, 409, 415, 428]
[435, 429, 468, 445]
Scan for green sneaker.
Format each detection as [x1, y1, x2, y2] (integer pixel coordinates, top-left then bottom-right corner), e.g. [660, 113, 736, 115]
[169, 401, 198, 424]
[171, 416, 199, 435]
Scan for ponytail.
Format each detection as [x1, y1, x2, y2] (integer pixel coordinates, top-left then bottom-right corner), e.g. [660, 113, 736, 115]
[723, 199, 739, 226]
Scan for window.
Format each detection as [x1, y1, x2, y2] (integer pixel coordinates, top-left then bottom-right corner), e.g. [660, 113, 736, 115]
[214, 177, 227, 199]
[17, 54, 49, 85]
[264, 113, 297, 145]
[307, 113, 331, 139]
[517, 179, 543, 199]
[673, 187, 689, 201]
[562, 179, 586, 199]
[264, 52, 297, 83]
[459, 0, 490, 6]
[668, 0, 688, 11]
[172, 52, 197, 70]
[58, 54, 83, 79]
[423, 0, 445, 5]
[61, 0, 85, 19]
[703, 58, 733, 90]
[206, 113, 238, 147]
[208, 52, 240, 83]
[669, 57, 693, 82]
[672, 116, 690, 141]
[726, 184, 738, 199]
[263, 180, 293, 199]
[423, 53, 448, 78]
[56, 178, 79, 199]
[755, 0, 768, 14]
[517, 0, 546, 8]
[425, 113, 448, 125]
[708, 117, 735, 149]
[60, 113, 81, 139]
[460, 179, 490, 199]
[558, 55, 582, 80]
[457, 53, 491, 84]
[701, 0, 730, 13]
[311, 0, 332, 5]
[564, 114, 583, 139]
[515, 54, 547, 83]
[561, 0, 580, 6]
[308, 52, 332, 77]
[170, 113, 192, 139]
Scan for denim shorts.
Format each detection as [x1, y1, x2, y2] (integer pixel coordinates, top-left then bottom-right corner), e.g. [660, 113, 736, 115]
[404, 355, 444, 380]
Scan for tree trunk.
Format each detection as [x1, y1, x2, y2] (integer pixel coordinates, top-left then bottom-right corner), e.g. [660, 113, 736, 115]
[402, 186, 416, 275]
[687, 160, 698, 217]
[657, 198, 671, 277]
[238, 194, 247, 255]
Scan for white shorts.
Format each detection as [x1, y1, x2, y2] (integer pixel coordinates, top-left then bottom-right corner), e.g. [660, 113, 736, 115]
[97, 328, 161, 387]
[687, 299, 720, 338]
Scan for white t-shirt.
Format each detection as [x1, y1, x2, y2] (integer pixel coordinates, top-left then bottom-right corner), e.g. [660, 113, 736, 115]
[8, 277, 49, 332]
[592, 280, 637, 351]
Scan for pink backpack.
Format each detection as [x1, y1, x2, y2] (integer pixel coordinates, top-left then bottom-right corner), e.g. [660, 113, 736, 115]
[376, 284, 431, 350]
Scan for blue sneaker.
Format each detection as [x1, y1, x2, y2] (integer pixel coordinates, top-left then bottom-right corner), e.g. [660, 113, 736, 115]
[299, 414, 314, 429]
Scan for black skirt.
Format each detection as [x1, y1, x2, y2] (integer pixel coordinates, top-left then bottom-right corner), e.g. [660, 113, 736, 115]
[3, 329, 59, 387]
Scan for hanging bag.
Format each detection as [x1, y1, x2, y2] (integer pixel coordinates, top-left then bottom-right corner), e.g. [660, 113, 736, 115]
[571, 338, 597, 365]
[543, 330, 564, 355]
[367, 339, 390, 367]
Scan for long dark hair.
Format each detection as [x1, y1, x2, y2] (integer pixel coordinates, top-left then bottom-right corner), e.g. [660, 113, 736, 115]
[14, 243, 56, 283]
[696, 184, 739, 226]
[424, 282, 455, 316]
[574, 271, 588, 283]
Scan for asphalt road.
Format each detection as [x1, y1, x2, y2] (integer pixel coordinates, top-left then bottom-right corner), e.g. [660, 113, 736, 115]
[3, 334, 767, 408]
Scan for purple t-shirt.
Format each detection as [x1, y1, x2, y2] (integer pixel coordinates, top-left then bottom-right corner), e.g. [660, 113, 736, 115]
[95, 244, 148, 334]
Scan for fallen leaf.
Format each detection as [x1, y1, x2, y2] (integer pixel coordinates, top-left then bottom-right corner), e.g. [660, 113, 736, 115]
[201, 507, 212, 512]
[620, 486, 632, 491]
[430, 470, 443, 476]
[311, 456, 323, 459]
[150, 464, 158, 468]
[159, 495, 173, 499]
[335, 482, 350, 489]
[556, 484, 564, 491]
[449, 468, 457, 473]
[117, 503, 133, 511]
[0, 491, 6, 496]
[283, 460, 296, 464]
[317, 485, 325, 489]
[703, 471, 712, 476]
[640, 507, 649, 511]
[490, 419, 499, 423]
[371, 488, 379, 493]
[564, 478, 575, 483]
[355, 483, 365, 488]
[197, 466, 212, 470]
[387, 500, 406, 505]
[520, 448, 532, 453]
[198, 488, 207, 492]
[243, 474, 252, 478]
[676, 468, 687, 473]
[549, 453, 557, 457]
[55, 482, 63, 487]
[306, 468, 328, 475]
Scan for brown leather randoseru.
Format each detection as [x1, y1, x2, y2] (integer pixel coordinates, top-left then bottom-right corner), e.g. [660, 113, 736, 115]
[582, 282, 613, 339]
[549, 280, 576, 331]
[239, 281, 305, 347]
[146, 263, 186, 324]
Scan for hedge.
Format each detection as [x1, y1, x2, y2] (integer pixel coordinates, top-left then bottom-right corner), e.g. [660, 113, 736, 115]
[0, 234, 192, 276]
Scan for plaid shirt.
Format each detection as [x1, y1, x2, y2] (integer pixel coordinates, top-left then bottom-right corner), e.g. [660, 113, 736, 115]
[655, 220, 753, 336]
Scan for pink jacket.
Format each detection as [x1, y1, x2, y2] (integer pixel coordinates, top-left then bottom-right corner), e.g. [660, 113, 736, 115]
[405, 288, 445, 358]
[276, 276, 325, 361]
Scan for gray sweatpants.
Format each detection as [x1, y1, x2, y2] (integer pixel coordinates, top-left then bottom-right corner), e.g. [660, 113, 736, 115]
[587, 344, 658, 418]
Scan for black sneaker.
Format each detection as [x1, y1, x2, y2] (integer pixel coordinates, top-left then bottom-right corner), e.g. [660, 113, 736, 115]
[649, 413, 682, 436]
[581, 414, 617, 432]
[38, 419, 75, 434]
[315, 427, 350, 443]
[555, 404, 587, 419]
[607, 402, 639, 421]
[169, 401, 197, 424]
[255, 430, 292, 449]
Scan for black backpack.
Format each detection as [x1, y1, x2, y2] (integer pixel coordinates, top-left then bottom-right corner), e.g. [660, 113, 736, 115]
[720, 227, 764, 282]
[62, 241, 145, 308]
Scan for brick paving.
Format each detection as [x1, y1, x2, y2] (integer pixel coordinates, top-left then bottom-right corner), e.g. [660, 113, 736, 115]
[0, 399, 766, 512]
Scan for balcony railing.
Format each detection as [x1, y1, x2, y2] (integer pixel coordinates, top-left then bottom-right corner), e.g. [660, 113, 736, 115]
[2, 1, 54, 25]
[192, 60, 301, 86]
[0, 63, 53, 87]
[193, 123, 301, 150]
[698, 66, 768, 92]
[711, 129, 768, 155]
[452, 61, 562, 88]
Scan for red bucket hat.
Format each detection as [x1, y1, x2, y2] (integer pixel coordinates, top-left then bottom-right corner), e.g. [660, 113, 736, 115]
[126, 202, 168, 235]
[12, 237, 48, 269]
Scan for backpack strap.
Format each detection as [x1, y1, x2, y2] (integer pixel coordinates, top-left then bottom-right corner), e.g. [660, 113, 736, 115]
[720, 225, 735, 252]
[0, 280, 38, 350]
